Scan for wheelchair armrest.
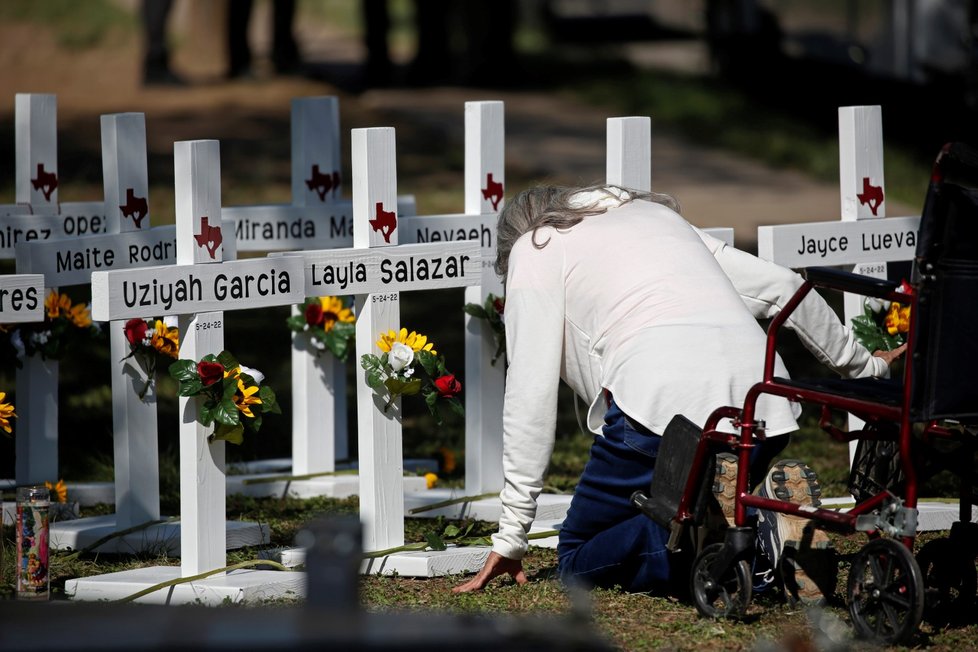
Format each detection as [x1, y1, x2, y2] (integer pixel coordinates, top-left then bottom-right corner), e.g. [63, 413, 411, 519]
[803, 266, 900, 298]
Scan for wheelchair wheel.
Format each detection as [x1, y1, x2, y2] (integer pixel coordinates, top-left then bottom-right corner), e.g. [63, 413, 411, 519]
[916, 537, 978, 626]
[690, 543, 752, 619]
[847, 538, 925, 645]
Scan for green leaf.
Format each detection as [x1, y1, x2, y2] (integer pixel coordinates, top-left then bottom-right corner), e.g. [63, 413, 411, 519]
[416, 350, 438, 376]
[168, 359, 199, 383]
[198, 400, 215, 427]
[366, 371, 384, 390]
[386, 377, 422, 396]
[217, 350, 238, 371]
[286, 315, 307, 331]
[462, 304, 488, 319]
[443, 524, 461, 538]
[213, 397, 240, 427]
[445, 396, 465, 418]
[360, 354, 381, 372]
[212, 423, 245, 445]
[424, 532, 447, 551]
[424, 391, 443, 425]
[258, 385, 281, 414]
[177, 377, 204, 397]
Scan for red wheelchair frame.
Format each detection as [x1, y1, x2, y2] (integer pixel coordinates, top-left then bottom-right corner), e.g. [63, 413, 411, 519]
[634, 142, 978, 645]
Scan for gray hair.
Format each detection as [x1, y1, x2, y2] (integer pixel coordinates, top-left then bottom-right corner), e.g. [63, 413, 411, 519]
[494, 183, 680, 277]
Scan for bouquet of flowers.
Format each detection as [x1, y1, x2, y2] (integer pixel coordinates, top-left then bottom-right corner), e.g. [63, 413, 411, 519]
[122, 317, 180, 398]
[851, 280, 913, 352]
[463, 293, 505, 365]
[360, 328, 463, 424]
[286, 296, 356, 361]
[1, 290, 102, 367]
[0, 391, 15, 436]
[168, 350, 281, 445]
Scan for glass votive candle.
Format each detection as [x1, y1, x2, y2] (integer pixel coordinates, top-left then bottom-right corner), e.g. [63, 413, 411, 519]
[15, 485, 50, 600]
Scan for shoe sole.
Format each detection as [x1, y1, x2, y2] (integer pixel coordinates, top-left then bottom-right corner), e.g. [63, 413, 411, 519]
[713, 452, 738, 527]
[763, 459, 834, 605]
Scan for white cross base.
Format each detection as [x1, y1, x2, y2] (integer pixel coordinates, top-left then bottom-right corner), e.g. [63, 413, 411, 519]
[49, 515, 267, 554]
[64, 566, 304, 605]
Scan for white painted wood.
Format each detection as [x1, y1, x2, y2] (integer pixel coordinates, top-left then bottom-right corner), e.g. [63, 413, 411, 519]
[49, 514, 268, 554]
[102, 113, 150, 234]
[1, 205, 109, 260]
[65, 566, 304, 605]
[756, 216, 920, 267]
[292, 96, 342, 207]
[606, 116, 652, 192]
[14, 358, 58, 484]
[15, 224, 179, 286]
[0, 274, 43, 322]
[90, 256, 304, 321]
[462, 101, 506, 495]
[291, 318, 345, 474]
[16, 93, 58, 209]
[353, 127, 404, 553]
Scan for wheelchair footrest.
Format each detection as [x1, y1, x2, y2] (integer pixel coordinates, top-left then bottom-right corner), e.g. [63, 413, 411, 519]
[644, 414, 712, 529]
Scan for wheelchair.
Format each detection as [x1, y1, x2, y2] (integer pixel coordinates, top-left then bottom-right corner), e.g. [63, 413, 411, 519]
[632, 142, 978, 645]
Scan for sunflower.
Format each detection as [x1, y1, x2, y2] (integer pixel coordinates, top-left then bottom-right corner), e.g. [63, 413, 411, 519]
[0, 392, 15, 434]
[376, 328, 436, 356]
[150, 320, 179, 358]
[45, 479, 68, 503]
[318, 296, 355, 332]
[232, 378, 262, 418]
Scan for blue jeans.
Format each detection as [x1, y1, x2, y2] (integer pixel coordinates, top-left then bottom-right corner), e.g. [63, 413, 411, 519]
[557, 398, 788, 593]
[557, 400, 673, 592]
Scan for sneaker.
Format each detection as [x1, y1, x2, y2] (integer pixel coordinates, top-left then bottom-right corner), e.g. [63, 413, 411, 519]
[712, 452, 739, 528]
[756, 459, 837, 606]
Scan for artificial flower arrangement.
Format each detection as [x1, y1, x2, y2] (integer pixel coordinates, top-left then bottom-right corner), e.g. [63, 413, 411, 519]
[168, 350, 280, 445]
[851, 280, 913, 352]
[1, 290, 102, 367]
[0, 391, 15, 436]
[360, 328, 463, 425]
[286, 296, 356, 361]
[45, 479, 67, 504]
[122, 317, 180, 398]
[462, 293, 505, 365]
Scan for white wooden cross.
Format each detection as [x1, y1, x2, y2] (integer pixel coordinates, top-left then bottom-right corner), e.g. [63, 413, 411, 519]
[222, 97, 418, 498]
[67, 140, 306, 604]
[753, 106, 969, 530]
[273, 127, 486, 576]
[395, 101, 505, 513]
[1, 94, 108, 503]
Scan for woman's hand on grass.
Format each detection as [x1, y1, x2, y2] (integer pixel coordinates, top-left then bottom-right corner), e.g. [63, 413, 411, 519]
[452, 551, 527, 593]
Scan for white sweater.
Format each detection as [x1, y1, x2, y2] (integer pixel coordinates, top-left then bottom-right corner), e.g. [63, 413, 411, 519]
[491, 193, 888, 560]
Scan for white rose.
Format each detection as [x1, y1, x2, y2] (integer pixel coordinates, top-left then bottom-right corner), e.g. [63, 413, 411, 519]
[239, 364, 265, 385]
[388, 342, 414, 373]
[865, 297, 891, 313]
[10, 330, 25, 357]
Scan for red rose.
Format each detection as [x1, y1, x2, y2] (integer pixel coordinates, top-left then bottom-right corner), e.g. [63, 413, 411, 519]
[197, 360, 225, 387]
[124, 318, 148, 347]
[304, 301, 324, 326]
[433, 374, 462, 398]
[492, 297, 505, 316]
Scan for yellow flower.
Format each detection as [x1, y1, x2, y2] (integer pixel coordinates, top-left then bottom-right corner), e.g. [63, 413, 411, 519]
[45, 479, 67, 503]
[44, 290, 72, 319]
[150, 320, 179, 358]
[318, 296, 355, 333]
[67, 302, 92, 328]
[424, 472, 438, 489]
[232, 378, 262, 418]
[376, 328, 436, 356]
[884, 302, 911, 336]
[0, 392, 15, 434]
